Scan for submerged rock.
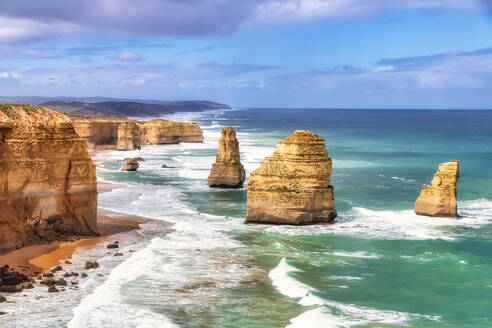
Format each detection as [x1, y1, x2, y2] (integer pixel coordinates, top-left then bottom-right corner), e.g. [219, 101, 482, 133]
[122, 158, 139, 171]
[415, 160, 460, 217]
[246, 130, 337, 225]
[47, 285, 59, 293]
[207, 127, 245, 188]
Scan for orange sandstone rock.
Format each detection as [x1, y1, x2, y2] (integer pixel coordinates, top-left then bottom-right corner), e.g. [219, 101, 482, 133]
[208, 127, 245, 188]
[0, 105, 98, 254]
[415, 160, 460, 217]
[246, 130, 336, 225]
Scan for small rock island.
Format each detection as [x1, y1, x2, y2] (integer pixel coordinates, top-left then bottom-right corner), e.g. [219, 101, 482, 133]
[245, 130, 337, 225]
[208, 127, 245, 188]
[415, 160, 460, 217]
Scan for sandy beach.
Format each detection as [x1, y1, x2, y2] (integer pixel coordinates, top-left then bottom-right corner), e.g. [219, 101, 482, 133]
[0, 176, 149, 274]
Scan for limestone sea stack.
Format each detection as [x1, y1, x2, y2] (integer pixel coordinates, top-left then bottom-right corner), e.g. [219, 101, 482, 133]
[415, 160, 460, 217]
[0, 105, 98, 254]
[245, 130, 337, 225]
[208, 127, 245, 188]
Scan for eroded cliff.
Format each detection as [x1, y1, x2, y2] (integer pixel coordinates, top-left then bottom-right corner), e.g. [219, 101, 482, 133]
[246, 130, 336, 225]
[72, 118, 203, 150]
[208, 127, 245, 188]
[139, 119, 204, 144]
[415, 160, 460, 217]
[0, 105, 98, 254]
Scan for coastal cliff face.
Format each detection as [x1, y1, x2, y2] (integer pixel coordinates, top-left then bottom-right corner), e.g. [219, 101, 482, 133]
[0, 105, 98, 254]
[208, 127, 245, 188]
[245, 130, 336, 225]
[72, 118, 203, 149]
[72, 118, 121, 149]
[139, 119, 204, 144]
[415, 160, 460, 217]
[117, 121, 141, 151]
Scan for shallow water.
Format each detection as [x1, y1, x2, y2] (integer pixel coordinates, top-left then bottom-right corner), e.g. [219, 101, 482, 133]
[2, 108, 492, 327]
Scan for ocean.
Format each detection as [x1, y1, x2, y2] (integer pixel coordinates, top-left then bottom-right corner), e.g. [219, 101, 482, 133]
[2, 108, 492, 327]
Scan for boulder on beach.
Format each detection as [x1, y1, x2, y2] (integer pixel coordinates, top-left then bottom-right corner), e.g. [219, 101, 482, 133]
[122, 158, 139, 171]
[415, 160, 460, 217]
[246, 130, 337, 225]
[207, 127, 245, 188]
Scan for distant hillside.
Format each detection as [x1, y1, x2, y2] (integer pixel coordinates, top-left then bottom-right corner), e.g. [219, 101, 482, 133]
[0, 96, 231, 118]
[39, 100, 230, 118]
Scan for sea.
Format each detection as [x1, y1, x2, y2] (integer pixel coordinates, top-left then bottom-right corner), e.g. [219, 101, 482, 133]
[2, 108, 492, 327]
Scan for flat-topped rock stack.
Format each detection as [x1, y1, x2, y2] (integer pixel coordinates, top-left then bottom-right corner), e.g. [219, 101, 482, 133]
[0, 105, 98, 254]
[208, 127, 245, 188]
[415, 160, 460, 217]
[246, 130, 337, 225]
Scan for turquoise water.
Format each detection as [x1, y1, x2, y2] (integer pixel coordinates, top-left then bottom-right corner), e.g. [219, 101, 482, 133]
[4, 108, 491, 327]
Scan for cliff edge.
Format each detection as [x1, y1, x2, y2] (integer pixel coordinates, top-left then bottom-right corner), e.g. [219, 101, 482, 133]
[0, 105, 98, 254]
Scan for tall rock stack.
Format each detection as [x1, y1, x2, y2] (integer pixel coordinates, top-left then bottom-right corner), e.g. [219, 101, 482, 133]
[415, 160, 460, 217]
[246, 130, 337, 225]
[208, 127, 245, 188]
[117, 121, 141, 150]
[0, 105, 98, 254]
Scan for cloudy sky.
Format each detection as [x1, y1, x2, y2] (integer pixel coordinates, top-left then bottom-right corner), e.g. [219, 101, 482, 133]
[0, 0, 491, 108]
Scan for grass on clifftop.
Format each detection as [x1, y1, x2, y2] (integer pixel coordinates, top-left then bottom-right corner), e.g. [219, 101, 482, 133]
[0, 104, 42, 118]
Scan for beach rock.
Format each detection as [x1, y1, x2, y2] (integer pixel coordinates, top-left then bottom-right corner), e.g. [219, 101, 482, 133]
[64, 260, 72, 264]
[21, 282, 34, 289]
[81, 273, 88, 278]
[208, 127, 245, 188]
[246, 130, 337, 225]
[55, 278, 67, 286]
[0, 311, 7, 315]
[107, 242, 119, 249]
[116, 121, 141, 150]
[0, 295, 6, 303]
[0, 105, 98, 254]
[40, 278, 55, 286]
[114, 253, 124, 256]
[415, 160, 460, 217]
[0, 265, 29, 286]
[161, 164, 173, 168]
[84, 261, 99, 270]
[122, 158, 139, 171]
[50, 266, 63, 273]
[0, 284, 22, 292]
[42, 273, 54, 278]
[47, 285, 59, 293]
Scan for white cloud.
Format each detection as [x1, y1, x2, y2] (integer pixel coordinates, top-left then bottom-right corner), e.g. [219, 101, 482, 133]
[114, 50, 143, 62]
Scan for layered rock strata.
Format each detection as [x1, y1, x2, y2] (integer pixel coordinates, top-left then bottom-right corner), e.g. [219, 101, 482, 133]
[208, 127, 245, 188]
[116, 121, 141, 150]
[0, 105, 98, 254]
[246, 130, 337, 225]
[72, 118, 203, 150]
[139, 119, 204, 144]
[72, 118, 121, 149]
[415, 160, 460, 217]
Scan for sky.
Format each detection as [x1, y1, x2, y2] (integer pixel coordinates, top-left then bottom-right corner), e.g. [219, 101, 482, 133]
[0, 0, 491, 109]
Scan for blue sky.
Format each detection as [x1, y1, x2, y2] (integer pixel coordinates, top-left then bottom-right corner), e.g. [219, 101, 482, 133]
[0, 0, 491, 108]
